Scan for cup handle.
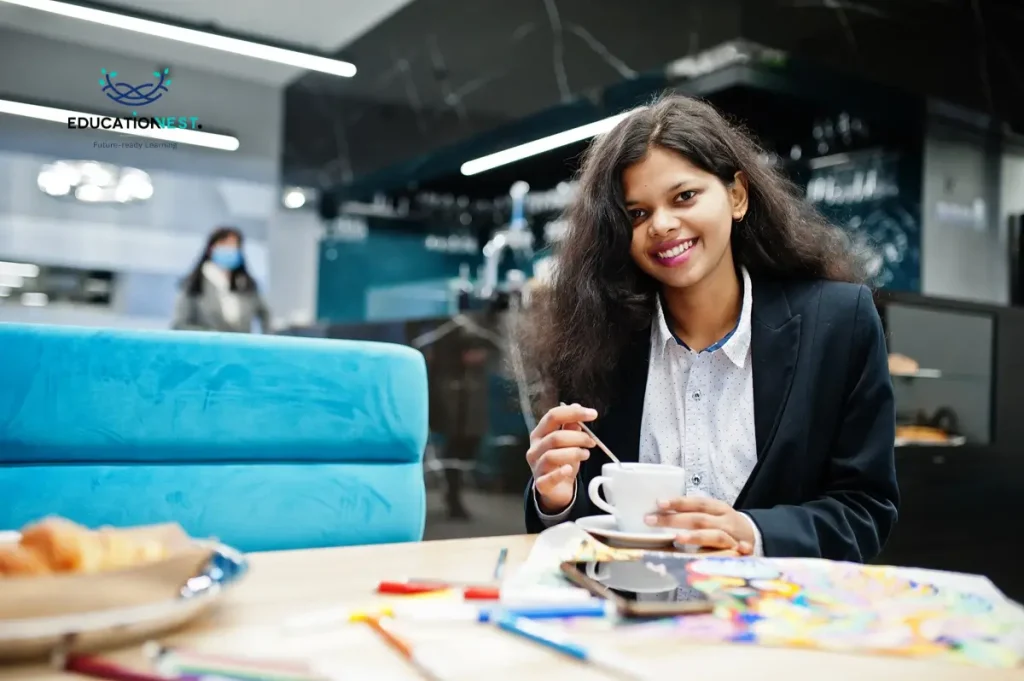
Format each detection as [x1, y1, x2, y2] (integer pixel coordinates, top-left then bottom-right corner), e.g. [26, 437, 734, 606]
[588, 476, 616, 515]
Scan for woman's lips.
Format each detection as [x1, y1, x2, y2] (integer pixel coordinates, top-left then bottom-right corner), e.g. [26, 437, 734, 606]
[651, 237, 699, 267]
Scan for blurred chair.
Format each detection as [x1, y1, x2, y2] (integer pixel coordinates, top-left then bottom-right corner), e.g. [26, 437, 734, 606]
[0, 323, 427, 552]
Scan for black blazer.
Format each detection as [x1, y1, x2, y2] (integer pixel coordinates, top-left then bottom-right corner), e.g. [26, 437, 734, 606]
[523, 276, 899, 562]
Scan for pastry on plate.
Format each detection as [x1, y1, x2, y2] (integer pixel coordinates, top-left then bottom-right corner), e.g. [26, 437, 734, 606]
[0, 544, 51, 576]
[19, 517, 106, 574]
[2, 517, 170, 578]
[96, 527, 168, 571]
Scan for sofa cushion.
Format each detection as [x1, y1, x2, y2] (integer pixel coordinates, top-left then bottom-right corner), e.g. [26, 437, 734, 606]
[0, 461, 425, 551]
[0, 324, 428, 466]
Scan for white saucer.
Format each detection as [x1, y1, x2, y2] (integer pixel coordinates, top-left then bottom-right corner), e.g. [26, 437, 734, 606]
[575, 515, 677, 549]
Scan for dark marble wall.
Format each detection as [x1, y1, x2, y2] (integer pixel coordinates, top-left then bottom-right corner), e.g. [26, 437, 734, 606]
[741, 0, 1023, 132]
[283, 0, 1024, 191]
[282, 0, 742, 187]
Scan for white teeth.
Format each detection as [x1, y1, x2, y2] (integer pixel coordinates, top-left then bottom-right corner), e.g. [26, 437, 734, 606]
[657, 239, 696, 259]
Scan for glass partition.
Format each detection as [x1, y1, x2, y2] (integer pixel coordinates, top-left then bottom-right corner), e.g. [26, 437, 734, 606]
[882, 301, 994, 446]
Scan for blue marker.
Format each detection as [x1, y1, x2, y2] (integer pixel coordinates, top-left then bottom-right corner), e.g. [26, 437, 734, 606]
[495, 616, 651, 680]
[481, 602, 613, 622]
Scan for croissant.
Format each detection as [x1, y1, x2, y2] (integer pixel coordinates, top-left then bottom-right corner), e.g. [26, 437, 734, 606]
[19, 517, 105, 573]
[96, 528, 168, 571]
[0, 544, 51, 576]
[3, 517, 170, 578]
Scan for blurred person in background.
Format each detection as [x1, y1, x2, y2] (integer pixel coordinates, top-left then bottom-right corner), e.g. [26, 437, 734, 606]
[172, 226, 271, 333]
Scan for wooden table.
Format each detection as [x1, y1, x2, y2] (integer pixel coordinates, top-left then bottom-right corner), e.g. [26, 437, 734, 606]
[1, 535, 1019, 680]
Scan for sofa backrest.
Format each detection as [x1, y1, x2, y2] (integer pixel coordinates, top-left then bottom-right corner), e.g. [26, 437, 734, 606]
[0, 323, 428, 550]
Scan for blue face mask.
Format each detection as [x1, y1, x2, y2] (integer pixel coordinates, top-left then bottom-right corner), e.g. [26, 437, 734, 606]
[210, 246, 242, 270]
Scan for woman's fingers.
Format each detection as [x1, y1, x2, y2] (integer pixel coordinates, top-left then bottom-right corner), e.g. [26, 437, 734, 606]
[534, 463, 576, 497]
[526, 430, 595, 467]
[655, 497, 731, 515]
[673, 529, 739, 550]
[645, 505, 754, 553]
[534, 448, 590, 474]
[532, 403, 597, 441]
[645, 512, 719, 531]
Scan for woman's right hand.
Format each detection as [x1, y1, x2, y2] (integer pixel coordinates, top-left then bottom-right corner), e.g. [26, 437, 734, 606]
[526, 403, 598, 514]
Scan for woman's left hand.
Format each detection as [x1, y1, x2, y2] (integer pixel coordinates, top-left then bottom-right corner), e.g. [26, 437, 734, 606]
[645, 497, 755, 554]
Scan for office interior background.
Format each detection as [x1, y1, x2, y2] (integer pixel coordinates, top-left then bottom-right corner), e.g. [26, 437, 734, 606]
[1, 0, 1024, 596]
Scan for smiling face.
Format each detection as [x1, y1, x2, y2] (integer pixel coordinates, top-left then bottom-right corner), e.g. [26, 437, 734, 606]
[625, 146, 748, 292]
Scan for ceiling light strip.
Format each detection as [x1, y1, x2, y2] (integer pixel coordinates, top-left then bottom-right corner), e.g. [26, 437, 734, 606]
[0, 0, 357, 77]
[0, 99, 240, 151]
[460, 112, 631, 176]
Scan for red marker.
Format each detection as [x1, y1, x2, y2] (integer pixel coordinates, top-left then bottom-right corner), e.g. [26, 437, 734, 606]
[462, 586, 501, 601]
[375, 581, 501, 600]
[376, 581, 449, 595]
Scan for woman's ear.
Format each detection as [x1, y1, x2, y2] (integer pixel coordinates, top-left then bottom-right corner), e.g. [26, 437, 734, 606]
[730, 171, 749, 221]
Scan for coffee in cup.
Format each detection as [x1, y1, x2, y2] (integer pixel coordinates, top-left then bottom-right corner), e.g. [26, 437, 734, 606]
[587, 462, 685, 533]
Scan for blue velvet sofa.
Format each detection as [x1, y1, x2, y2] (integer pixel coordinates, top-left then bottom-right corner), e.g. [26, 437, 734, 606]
[0, 323, 428, 552]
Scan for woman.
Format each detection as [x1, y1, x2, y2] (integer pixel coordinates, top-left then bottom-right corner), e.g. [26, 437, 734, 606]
[172, 227, 271, 333]
[522, 95, 898, 562]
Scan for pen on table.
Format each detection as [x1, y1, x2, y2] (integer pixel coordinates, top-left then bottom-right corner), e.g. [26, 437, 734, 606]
[284, 600, 613, 632]
[283, 588, 602, 632]
[493, 547, 509, 581]
[58, 653, 201, 681]
[421, 602, 615, 623]
[495, 616, 651, 681]
[362, 615, 446, 681]
[377, 580, 501, 600]
[146, 643, 324, 681]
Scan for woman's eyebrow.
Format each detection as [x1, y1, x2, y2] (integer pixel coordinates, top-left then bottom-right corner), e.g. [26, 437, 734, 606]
[625, 179, 694, 206]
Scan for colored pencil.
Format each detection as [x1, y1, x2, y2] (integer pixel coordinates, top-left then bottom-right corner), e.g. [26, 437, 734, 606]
[147, 643, 324, 681]
[362, 615, 447, 681]
[61, 654, 200, 681]
[495, 616, 651, 680]
[493, 547, 509, 581]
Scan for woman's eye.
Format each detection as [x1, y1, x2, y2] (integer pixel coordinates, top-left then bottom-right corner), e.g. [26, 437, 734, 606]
[628, 209, 647, 222]
[676, 190, 697, 202]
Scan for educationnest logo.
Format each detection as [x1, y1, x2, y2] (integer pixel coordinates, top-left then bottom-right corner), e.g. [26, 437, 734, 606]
[99, 67, 171, 106]
[66, 67, 203, 137]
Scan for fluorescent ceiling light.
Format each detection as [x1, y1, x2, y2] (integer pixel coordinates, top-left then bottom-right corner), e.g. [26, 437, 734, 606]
[0, 0, 357, 78]
[460, 112, 631, 176]
[0, 261, 39, 278]
[0, 99, 240, 151]
[21, 292, 49, 307]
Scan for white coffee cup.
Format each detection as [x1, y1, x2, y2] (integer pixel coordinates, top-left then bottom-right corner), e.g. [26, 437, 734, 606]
[588, 463, 685, 534]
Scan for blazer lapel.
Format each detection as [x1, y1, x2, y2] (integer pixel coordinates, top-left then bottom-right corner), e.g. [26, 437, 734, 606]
[734, 276, 801, 506]
[750, 278, 801, 460]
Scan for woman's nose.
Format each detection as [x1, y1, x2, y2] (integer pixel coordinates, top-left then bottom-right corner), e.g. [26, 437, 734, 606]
[649, 209, 680, 236]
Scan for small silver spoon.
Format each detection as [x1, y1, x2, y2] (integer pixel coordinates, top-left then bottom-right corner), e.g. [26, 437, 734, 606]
[559, 402, 621, 465]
